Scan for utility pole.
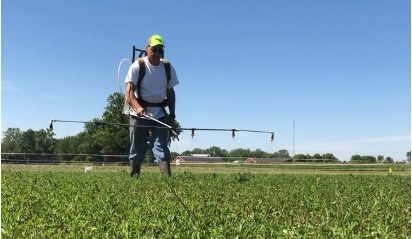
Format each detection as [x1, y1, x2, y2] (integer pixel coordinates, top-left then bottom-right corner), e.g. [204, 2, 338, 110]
[293, 118, 295, 157]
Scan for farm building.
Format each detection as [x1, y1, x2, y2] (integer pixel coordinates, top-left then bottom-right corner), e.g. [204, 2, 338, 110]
[173, 156, 292, 164]
[190, 154, 211, 157]
[244, 158, 256, 163]
[173, 156, 225, 163]
[172, 156, 185, 163]
[244, 158, 291, 163]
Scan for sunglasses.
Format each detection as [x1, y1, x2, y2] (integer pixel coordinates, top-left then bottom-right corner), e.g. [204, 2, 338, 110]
[150, 47, 164, 54]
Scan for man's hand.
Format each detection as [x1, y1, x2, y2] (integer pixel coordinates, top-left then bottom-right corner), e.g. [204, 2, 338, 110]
[167, 116, 175, 128]
[134, 106, 145, 117]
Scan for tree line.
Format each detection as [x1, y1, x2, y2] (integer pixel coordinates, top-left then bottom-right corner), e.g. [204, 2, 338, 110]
[2, 92, 409, 163]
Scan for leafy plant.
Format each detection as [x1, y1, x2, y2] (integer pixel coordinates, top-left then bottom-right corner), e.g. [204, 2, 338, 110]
[2, 168, 410, 238]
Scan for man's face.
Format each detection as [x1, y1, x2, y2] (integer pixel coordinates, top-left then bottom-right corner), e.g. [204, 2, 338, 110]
[147, 45, 164, 65]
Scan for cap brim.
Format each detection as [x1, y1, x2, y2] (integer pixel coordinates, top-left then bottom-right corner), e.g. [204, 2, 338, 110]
[149, 44, 165, 47]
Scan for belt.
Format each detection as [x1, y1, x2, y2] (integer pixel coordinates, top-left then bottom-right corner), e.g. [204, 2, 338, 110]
[137, 98, 168, 108]
[137, 98, 168, 117]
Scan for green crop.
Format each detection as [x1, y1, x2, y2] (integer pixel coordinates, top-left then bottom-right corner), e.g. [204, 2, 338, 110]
[2, 167, 410, 238]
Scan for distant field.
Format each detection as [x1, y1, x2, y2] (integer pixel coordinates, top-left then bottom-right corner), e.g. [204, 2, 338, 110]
[1, 162, 410, 175]
[2, 163, 410, 238]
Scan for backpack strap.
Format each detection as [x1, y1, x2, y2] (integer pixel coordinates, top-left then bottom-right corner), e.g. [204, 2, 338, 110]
[162, 58, 171, 84]
[137, 58, 146, 94]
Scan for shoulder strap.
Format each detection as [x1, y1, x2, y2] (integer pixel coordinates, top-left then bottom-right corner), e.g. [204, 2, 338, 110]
[162, 58, 171, 84]
[137, 58, 146, 90]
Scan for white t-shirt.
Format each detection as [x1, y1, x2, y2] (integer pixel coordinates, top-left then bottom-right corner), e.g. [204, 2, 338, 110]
[125, 56, 179, 119]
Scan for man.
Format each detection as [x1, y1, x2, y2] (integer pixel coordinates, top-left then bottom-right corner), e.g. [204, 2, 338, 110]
[125, 34, 179, 178]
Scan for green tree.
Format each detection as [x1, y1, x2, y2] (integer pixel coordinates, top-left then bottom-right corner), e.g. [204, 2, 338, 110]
[180, 150, 192, 156]
[2, 128, 55, 161]
[34, 129, 57, 161]
[384, 156, 394, 164]
[274, 149, 290, 158]
[56, 135, 81, 161]
[94, 93, 130, 161]
[229, 148, 251, 158]
[322, 153, 338, 161]
[350, 154, 361, 162]
[79, 119, 106, 162]
[377, 155, 384, 162]
[313, 153, 322, 159]
[361, 155, 376, 163]
[206, 146, 228, 157]
[15, 129, 36, 160]
[293, 154, 307, 160]
[190, 148, 207, 154]
[1, 128, 23, 159]
[252, 148, 266, 158]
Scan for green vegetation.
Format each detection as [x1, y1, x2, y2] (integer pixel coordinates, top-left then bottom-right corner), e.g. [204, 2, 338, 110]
[2, 164, 410, 238]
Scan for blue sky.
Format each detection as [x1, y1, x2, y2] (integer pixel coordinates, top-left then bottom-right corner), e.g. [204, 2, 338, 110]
[2, 0, 411, 161]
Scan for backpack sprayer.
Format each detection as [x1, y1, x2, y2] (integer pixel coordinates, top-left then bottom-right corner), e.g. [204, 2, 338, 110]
[50, 45, 275, 142]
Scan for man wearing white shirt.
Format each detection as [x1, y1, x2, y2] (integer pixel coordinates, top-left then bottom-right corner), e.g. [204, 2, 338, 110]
[125, 34, 179, 178]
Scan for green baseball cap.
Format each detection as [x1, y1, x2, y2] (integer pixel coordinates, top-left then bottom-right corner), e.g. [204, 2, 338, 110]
[148, 34, 165, 47]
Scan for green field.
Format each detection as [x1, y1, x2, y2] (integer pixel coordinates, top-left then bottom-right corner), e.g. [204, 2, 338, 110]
[2, 163, 411, 238]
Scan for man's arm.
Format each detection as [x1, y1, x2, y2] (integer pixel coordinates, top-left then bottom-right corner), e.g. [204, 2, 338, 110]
[166, 87, 176, 117]
[126, 82, 145, 117]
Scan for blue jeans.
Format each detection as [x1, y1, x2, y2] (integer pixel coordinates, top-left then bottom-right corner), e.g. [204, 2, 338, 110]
[129, 116, 171, 166]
